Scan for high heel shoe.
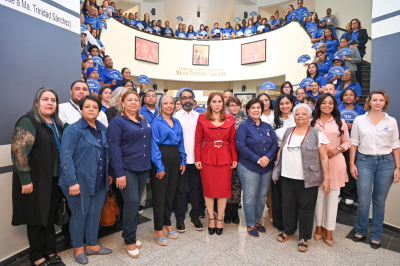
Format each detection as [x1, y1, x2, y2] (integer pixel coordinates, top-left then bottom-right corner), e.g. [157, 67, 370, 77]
[323, 228, 334, 246]
[216, 219, 223, 235]
[314, 226, 323, 241]
[208, 217, 216, 235]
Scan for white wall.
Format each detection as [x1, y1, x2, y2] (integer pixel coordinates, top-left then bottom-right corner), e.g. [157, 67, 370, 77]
[315, 0, 372, 62]
[101, 19, 313, 86]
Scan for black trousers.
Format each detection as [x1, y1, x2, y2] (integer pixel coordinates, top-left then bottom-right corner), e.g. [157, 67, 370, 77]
[271, 178, 283, 230]
[281, 177, 318, 241]
[175, 164, 201, 220]
[151, 145, 181, 231]
[341, 150, 358, 200]
[27, 177, 60, 263]
[355, 56, 364, 87]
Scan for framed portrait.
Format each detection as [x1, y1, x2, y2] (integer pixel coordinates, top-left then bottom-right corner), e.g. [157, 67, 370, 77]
[234, 93, 257, 107]
[241, 39, 266, 65]
[193, 44, 209, 66]
[135, 36, 159, 64]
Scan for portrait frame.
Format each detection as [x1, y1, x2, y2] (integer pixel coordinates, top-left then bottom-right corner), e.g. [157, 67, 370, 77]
[241, 39, 266, 65]
[135, 36, 159, 65]
[192, 44, 210, 66]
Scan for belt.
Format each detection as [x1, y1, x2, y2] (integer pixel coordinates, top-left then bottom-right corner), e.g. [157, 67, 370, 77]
[205, 140, 226, 148]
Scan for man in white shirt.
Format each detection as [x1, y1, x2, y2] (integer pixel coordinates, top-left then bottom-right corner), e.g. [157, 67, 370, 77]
[174, 89, 204, 232]
[59, 80, 108, 127]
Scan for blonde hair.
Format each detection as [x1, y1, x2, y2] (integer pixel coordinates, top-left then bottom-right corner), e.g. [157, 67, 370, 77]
[364, 90, 390, 111]
[120, 90, 144, 119]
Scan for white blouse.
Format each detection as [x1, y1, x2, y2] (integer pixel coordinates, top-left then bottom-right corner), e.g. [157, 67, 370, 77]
[351, 112, 400, 155]
[261, 111, 274, 125]
[273, 114, 296, 147]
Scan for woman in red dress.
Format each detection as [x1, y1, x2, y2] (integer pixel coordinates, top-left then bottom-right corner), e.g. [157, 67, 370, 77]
[195, 92, 238, 235]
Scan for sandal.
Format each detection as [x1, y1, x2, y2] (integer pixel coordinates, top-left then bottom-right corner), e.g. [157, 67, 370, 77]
[298, 239, 308, 252]
[277, 232, 292, 242]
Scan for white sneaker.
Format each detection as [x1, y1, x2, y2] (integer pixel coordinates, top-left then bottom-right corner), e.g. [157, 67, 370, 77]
[126, 247, 139, 258]
[122, 239, 142, 249]
[345, 199, 354, 205]
[338, 197, 342, 204]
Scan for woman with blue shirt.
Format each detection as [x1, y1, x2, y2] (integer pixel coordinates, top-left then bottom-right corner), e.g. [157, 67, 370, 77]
[337, 69, 362, 103]
[284, 4, 294, 24]
[221, 22, 233, 39]
[151, 20, 160, 35]
[243, 19, 257, 36]
[258, 18, 270, 33]
[98, 87, 111, 112]
[232, 24, 243, 38]
[307, 81, 321, 100]
[236, 98, 278, 239]
[338, 88, 364, 206]
[306, 63, 327, 91]
[196, 24, 209, 39]
[108, 91, 152, 258]
[323, 28, 340, 59]
[186, 25, 197, 39]
[151, 95, 186, 246]
[210, 23, 222, 38]
[175, 23, 186, 38]
[326, 56, 348, 92]
[60, 96, 112, 264]
[306, 12, 319, 34]
[315, 50, 332, 76]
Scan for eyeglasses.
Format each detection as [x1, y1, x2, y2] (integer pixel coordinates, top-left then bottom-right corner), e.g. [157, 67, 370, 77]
[229, 104, 240, 108]
[287, 146, 301, 152]
[297, 92, 306, 95]
[343, 73, 351, 76]
[351, 22, 358, 25]
[180, 96, 194, 101]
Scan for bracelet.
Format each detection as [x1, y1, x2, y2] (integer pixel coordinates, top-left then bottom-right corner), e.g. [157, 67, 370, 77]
[396, 166, 400, 169]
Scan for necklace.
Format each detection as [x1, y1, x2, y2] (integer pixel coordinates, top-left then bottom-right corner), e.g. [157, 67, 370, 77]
[288, 126, 310, 146]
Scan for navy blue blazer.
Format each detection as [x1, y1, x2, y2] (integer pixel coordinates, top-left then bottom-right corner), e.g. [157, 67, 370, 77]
[346, 28, 369, 56]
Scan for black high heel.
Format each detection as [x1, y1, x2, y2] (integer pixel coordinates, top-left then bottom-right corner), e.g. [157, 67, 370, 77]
[208, 217, 216, 235]
[216, 219, 224, 235]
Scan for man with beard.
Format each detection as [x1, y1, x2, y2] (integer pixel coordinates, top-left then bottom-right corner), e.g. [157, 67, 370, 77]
[174, 88, 204, 232]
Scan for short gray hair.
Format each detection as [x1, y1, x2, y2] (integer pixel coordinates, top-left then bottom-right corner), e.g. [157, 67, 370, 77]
[318, 43, 326, 49]
[29, 87, 62, 127]
[109, 87, 128, 109]
[292, 103, 312, 118]
[157, 94, 175, 117]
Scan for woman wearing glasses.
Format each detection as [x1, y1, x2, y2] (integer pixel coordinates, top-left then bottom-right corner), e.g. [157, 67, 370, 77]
[337, 69, 362, 104]
[272, 82, 296, 108]
[295, 88, 307, 105]
[273, 103, 330, 252]
[311, 93, 350, 247]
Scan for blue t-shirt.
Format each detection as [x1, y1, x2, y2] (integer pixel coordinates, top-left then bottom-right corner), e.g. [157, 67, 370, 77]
[164, 27, 173, 35]
[243, 26, 256, 36]
[335, 82, 362, 105]
[121, 17, 127, 24]
[197, 30, 208, 37]
[260, 25, 270, 32]
[255, 21, 262, 28]
[340, 32, 348, 40]
[316, 59, 332, 76]
[306, 21, 318, 30]
[84, 15, 100, 30]
[325, 39, 340, 59]
[186, 31, 197, 38]
[339, 103, 365, 136]
[295, 7, 309, 22]
[312, 26, 337, 39]
[99, 67, 121, 89]
[223, 28, 233, 37]
[306, 91, 320, 100]
[234, 29, 243, 35]
[210, 28, 222, 37]
[308, 75, 328, 87]
[270, 19, 282, 29]
[175, 30, 186, 38]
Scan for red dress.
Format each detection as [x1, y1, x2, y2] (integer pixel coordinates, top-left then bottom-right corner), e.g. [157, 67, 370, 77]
[195, 113, 238, 198]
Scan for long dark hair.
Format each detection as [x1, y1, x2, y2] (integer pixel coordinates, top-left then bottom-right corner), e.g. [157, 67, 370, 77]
[324, 27, 337, 41]
[82, 0, 90, 14]
[307, 63, 320, 80]
[280, 81, 293, 95]
[29, 87, 63, 127]
[273, 94, 295, 129]
[257, 93, 273, 110]
[311, 93, 343, 136]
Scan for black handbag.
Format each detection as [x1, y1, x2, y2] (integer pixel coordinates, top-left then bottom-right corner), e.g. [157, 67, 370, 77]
[55, 197, 71, 226]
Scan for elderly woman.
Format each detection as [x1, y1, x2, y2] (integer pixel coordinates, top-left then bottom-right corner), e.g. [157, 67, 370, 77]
[59, 96, 112, 264]
[350, 90, 400, 249]
[224, 97, 246, 224]
[12, 88, 64, 266]
[151, 95, 186, 245]
[108, 91, 152, 258]
[311, 93, 351, 246]
[273, 103, 330, 252]
[337, 69, 362, 103]
[236, 98, 278, 239]
[104, 87, 128, 123]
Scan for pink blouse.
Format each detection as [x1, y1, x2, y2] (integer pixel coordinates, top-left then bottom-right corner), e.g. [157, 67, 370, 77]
[314, 117, 351, 189]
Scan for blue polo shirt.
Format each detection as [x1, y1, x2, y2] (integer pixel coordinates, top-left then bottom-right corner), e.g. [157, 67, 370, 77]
[339, 103, 365, 135]
[312, 26, 337, 39]
[243, 26, 257, 35]
[234, 29, 243, 35]
[210, 28, 222, 37]
[335, 82, 362, 105]
[235, 118, 279, 173]
[340, 32, 348, 40]
[306, 91, 321, 100]
[308, 75, 328, 87]
[139, 105, 158, 124]
[84, 15, 100, 30]
[121, 17, 127, 24]
[95, 38, 104, 48]
[197, 30, 208, 37]
[316, 59, 332, 76]
[82, 119, 106, 191]
[325, 39, 340, 59]
[270, 19, 282, 29]
[350, 29, 364, 55]
[223, 28, 233, 37]
[99, 67, 120, 88]
[175, 30, 186, 38]
[164, 27, 173, 35]
[294, 6, 310, 22]
[186, 31, 197, 38]
[306, 21, 318, 30]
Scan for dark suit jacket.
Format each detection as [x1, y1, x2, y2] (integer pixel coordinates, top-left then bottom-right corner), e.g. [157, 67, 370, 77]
[346, 28, 369, 56]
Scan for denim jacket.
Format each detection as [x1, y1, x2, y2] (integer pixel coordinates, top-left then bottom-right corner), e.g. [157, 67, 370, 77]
[59, 118, 110, 195]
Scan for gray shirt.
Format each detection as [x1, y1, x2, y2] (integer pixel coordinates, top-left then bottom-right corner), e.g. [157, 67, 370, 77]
[324, 14, 337, 28]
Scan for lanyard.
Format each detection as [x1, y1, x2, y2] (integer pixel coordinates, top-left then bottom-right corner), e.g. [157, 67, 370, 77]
[45, 116, 61, 151]
[288, 126, 310, 146]
[70, 100, 81, 115]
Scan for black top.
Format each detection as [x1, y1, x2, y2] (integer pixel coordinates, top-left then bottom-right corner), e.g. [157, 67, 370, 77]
[105, 106, 119, 123]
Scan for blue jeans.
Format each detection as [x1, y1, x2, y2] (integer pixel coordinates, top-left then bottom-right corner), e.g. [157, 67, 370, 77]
[237, 163, 272, 227]
[62, 187, 107, 248]
[117, 169, 149, 245]
[356, 153, 395, 242]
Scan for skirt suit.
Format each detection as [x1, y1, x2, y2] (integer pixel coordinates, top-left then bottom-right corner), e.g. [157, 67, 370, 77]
[195, 113, 238, 198]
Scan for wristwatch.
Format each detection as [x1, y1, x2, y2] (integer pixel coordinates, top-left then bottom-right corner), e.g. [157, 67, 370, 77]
[336, 147, 342, 153]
